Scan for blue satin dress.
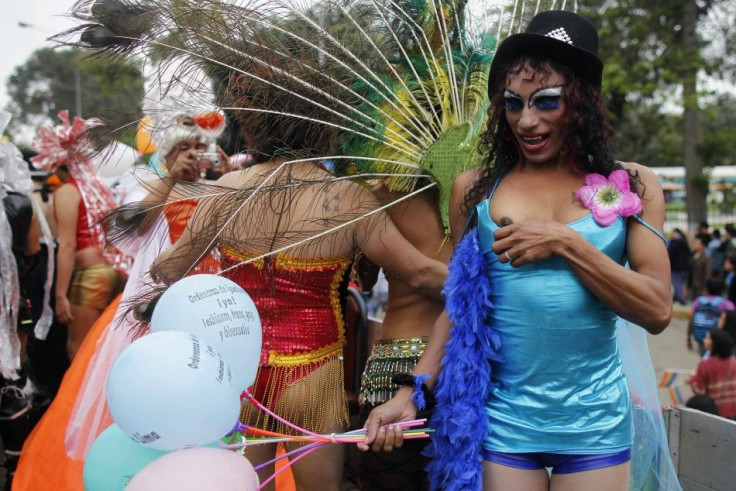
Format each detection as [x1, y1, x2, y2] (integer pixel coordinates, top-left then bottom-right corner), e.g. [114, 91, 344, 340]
[476, 196, 632, 455]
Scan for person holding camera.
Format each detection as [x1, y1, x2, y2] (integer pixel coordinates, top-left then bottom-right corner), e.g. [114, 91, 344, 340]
[159, 134, 230, 184]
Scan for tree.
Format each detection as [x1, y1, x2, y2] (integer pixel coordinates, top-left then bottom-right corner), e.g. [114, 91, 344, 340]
[583, 0, 733, 236]
[679, 0, 708, 234]
[612, 104, 683, 167]
[5, 47, 144, 145]
[700, 95, 736, 167]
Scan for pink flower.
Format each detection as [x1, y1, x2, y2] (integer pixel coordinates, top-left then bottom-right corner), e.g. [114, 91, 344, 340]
[575, 169, 642, 226]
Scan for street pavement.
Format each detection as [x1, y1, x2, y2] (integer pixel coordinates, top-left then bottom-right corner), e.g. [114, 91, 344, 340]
[647, 306, 701, 406]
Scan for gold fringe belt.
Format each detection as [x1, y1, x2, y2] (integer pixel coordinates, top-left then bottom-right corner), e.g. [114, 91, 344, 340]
[359, 337, 428, 407]
[241, 352, 348, 436]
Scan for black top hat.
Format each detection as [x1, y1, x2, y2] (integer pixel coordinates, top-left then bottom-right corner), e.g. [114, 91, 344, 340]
[488, 10, 603, 93]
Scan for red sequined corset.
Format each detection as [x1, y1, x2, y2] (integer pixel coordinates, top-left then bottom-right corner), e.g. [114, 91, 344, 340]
[66, 178, 95, 250]
[220, 246, 352, 367]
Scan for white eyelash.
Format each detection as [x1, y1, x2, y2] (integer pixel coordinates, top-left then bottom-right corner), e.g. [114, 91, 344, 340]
[503, 90, 522, 103]
[528, 87, 563, 107]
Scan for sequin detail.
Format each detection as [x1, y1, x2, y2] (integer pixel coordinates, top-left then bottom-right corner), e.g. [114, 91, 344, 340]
[359, 337, 428, 406]
[220, 246, 352, 434]
[546, 27, 573, 44]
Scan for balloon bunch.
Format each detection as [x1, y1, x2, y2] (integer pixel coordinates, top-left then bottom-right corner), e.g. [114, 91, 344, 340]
[84, 274, 262, 490]
[84, 274, 430, 490]
[85, 424, 258, 490]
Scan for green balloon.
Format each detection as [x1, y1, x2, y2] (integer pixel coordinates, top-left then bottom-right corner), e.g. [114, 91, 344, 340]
[84, 424, 168, 491]
[83, 424, 222, 490]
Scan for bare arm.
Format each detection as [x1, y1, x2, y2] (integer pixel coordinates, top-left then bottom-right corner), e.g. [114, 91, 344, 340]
[355, 206, 447, 300]
[54, 184, 80, 324]
[133, 149, 200, 236]
[23, 212, 42, 257]
[358, 170, 476, 452]
[493, 163, 672, 333]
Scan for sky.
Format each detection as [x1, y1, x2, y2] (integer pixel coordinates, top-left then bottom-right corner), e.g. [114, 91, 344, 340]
[0, 0, 79, 110]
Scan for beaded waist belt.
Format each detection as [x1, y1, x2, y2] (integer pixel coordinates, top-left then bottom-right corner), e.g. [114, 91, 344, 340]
[359, 337, 428, 406]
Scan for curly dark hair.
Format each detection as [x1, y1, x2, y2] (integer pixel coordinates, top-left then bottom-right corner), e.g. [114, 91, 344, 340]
[463, 56, 640, 215]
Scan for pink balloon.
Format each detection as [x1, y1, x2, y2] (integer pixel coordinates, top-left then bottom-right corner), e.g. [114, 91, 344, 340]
[127, 447, 259, 490]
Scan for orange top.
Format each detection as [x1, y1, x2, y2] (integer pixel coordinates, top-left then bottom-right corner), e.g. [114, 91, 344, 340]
[163, 199, 219, 274]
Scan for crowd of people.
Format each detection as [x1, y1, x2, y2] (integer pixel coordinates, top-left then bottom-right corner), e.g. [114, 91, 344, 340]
[3, 5, 734, 491]
[666, 221, 736, 408]
[668, 221, 736, 304]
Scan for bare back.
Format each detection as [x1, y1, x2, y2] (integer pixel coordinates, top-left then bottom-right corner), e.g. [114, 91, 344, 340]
[211, 161, 380, 260]
[377, 185, 450, 339]
[154, 160, 446, 299]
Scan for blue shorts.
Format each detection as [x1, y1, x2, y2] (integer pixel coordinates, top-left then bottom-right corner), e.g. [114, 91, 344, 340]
[482, 448, 631, 475]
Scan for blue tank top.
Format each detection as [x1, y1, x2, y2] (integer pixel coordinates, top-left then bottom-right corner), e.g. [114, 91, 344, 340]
[477, 195, 632, 454]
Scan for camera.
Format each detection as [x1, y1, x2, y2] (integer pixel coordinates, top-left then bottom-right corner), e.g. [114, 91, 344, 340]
[197, 151, 221, 171]
[197, 140, 222, 174]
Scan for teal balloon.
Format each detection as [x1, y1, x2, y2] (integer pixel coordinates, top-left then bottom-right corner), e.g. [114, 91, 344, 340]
[83, 425, 223, 490]
[83, 424, 167, 490]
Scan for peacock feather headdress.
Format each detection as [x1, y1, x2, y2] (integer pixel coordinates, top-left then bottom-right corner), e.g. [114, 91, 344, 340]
[63, 0, 575, 237]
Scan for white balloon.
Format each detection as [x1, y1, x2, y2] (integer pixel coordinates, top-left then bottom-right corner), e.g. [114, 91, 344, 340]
[92, 141, 139, 178]
[151, 274, 262, 392]
[107, 331, 240, 451]
[127, 448, 259, 491]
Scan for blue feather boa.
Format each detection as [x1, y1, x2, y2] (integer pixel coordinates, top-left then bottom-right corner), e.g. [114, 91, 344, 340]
[425, 226, 502, 490]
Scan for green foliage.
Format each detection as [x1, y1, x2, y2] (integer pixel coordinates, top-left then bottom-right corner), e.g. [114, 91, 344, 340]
[610, 103, 683, 167]
[700, 95, 736, 167]
[584, 0, 694, 121]
[4, 47, 144, 142]
[607, 89, 736, 169]
[576, 0, 736, 175]
[691, 171, 711, 190]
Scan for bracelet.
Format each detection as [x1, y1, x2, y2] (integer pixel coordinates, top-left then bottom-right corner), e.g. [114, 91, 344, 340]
[392, 373, 435, 411]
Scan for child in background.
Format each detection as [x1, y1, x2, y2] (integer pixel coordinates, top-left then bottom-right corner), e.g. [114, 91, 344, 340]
[689, 329, 736, 420]
[685, 394, 720, 416]
[689, 278, 735, 356]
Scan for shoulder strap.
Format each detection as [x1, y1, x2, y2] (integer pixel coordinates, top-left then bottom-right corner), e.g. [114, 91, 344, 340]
[630, 215, 666, 244]
[461, 206, 478, 238]
[487, 175, 502, 199]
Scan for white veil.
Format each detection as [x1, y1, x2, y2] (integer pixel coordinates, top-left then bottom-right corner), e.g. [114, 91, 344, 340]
[617, 318, 681, 490]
